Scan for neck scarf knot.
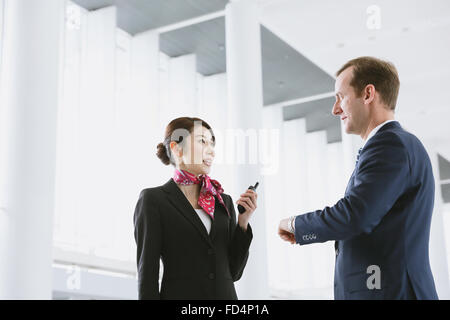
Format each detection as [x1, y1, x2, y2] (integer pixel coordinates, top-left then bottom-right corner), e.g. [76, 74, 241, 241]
[173, 169, 230, 219]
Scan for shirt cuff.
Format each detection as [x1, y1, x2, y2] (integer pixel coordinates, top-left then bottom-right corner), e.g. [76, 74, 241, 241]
[289, 215, 296, 233]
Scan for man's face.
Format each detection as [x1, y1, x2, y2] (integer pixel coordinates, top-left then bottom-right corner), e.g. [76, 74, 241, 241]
[332, 67, 369, 135]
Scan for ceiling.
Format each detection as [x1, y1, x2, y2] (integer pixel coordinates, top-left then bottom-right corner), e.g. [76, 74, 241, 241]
[160, 18, 334, 105]
[71, 0, 229, 35]
[261, 26, 334, 105]
[260, 0, 450, 77]
[159, 17, 226, 76]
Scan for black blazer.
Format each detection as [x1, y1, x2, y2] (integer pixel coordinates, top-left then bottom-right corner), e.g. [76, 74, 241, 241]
[133, 178, 253, 300]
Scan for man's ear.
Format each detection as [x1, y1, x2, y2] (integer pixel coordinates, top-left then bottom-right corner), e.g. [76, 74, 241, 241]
[364, 84, 376, 105]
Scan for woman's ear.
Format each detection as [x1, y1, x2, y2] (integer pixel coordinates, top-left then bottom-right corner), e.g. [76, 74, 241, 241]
[170, 141, 182, 158]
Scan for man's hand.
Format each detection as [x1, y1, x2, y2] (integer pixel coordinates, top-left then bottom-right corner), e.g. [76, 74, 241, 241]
[278, 218, 296, 244]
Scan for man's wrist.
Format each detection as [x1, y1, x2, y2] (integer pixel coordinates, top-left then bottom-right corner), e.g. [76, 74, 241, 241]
[288, 216, 296, 234]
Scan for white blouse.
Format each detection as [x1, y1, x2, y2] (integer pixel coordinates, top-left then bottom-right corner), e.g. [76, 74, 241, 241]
[194, 208, 212, 234]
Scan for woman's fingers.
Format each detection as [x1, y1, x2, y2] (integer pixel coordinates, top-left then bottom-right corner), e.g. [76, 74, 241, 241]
[239, 194, 257, 208]
[241, 190, 257, 201]
[244, 189, 257, 199]
[242, 197, 256, 210]
[237, 198, 254, 211]
[237, 199, 251, 213]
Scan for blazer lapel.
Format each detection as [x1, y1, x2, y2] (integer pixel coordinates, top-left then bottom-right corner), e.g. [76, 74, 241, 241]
[162, 178, 213, 246]
[208, 199, 222, 242]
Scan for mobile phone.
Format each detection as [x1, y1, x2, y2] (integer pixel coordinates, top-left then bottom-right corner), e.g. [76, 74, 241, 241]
[238, 182, 259, 214]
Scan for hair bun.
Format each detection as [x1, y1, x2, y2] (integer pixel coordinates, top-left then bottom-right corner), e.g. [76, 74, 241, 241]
[156, 142, 171, 166]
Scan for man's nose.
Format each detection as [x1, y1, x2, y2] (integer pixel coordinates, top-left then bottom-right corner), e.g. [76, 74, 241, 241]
[332, 101, 342, 116]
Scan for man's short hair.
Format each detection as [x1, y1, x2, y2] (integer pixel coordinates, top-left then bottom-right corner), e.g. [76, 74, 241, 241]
[336, 56, 400, 110]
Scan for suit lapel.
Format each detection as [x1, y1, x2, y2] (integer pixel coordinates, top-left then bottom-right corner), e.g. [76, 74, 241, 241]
[208, 197, 226, 242]
[162, 178, 213, 246]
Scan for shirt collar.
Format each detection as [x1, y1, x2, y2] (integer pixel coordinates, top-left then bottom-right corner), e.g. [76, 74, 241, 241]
[362, 119, 396, 149]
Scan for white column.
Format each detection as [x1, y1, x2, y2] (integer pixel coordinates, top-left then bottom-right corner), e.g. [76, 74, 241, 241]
[340, 123, 362, 181]
[0, 0, 65, 299]
[77, 5, 117, 259]
[283, 119, 309, 295]
[427, 144, 450, 299]
[225, 0, 269, 299]
[129, 30, 165, 189]
[261, 107, 290, 296]
[127, 29, 168, 259]
[305, 131, 334, 298]
[159, 54, 198, 125]
[53, 2, 87, 255]
[0, 0, 4, 72]
[326, 142, 346, 204]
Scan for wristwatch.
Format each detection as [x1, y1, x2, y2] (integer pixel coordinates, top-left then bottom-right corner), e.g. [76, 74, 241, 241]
[288, 216, 296, 234]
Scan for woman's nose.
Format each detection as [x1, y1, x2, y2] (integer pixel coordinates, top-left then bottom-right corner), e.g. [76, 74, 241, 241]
[206, 144, 215, 157]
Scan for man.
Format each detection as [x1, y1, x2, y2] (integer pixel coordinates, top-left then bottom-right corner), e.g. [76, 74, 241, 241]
[279, 56, 438, 300]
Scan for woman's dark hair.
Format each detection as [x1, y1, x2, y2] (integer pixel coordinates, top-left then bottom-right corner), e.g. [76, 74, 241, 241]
[156, 117, 215, 166]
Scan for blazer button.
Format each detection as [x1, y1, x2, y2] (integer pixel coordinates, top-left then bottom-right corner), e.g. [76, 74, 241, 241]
[207, 249, 214, 255]
[208, 273, 215, 280]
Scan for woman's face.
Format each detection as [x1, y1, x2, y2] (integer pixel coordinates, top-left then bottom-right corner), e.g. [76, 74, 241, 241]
[175, 126, 215, 176]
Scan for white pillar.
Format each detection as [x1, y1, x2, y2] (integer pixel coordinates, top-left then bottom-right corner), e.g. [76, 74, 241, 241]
[427, 145, 450, 299]
[0, 0, 4, 70]
[225, 0, 269, 299]
[340, 123, 362, 181]
[129, 30, 167, 192]
[0, 0, 64, 299]
[261, 106, 286, 294]
[283, 119, 309, 295]
[326, 142, 346, 204]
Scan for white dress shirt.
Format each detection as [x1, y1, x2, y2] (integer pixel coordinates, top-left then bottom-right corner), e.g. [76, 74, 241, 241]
[195, 208, 212, 234]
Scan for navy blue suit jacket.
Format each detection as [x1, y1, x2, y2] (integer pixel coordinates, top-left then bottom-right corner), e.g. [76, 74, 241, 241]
[294, 121, 438, 300]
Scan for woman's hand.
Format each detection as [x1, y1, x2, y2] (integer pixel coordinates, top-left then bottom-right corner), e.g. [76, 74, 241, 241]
[236, 189, 258, 231]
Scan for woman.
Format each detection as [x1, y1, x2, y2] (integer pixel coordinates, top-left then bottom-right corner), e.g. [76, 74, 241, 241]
[133, 117, 257, 300]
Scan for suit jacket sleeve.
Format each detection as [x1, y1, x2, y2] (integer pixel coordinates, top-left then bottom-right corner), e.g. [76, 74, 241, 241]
[224, 194, 253, 281]
[133, 189, 162, 300]
[294, 131, 411, 245]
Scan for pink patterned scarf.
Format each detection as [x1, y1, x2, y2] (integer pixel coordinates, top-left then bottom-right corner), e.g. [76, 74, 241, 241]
[172, 169, 230, 219]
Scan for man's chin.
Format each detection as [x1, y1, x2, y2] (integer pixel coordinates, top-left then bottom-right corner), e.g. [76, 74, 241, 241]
[344, 122, 356, 135]
[344, 124, 352, 134]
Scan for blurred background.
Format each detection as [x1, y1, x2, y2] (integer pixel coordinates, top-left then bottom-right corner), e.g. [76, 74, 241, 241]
[0, 0, 450, 299]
